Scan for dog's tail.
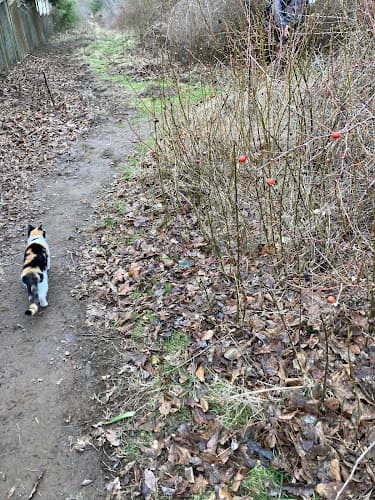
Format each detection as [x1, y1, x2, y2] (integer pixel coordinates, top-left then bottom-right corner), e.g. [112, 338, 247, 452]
[23, 274, 39, 316]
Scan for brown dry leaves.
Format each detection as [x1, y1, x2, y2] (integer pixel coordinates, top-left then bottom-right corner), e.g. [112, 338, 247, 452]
[0, 42, 96, 242]
[75, 140, 375, 500]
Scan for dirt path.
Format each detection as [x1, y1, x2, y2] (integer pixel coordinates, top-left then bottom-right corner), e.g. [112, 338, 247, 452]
[0, 40, 145, 499]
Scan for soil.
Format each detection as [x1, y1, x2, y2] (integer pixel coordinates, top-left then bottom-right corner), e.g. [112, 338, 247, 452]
[0, 35, 146, 499]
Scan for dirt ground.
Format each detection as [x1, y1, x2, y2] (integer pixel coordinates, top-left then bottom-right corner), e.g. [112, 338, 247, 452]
[0, 34, 144, 499]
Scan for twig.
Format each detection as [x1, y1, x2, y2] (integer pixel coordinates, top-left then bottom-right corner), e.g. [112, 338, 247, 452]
[320, 315, 329, 403]
[42, 71, 56, 110]
[232, 146, 242, 324]
[227, 384, 313, 398]
[334, 441, 375, 500]
[27, 470, 45, 500]
[335, 283, 344, 306]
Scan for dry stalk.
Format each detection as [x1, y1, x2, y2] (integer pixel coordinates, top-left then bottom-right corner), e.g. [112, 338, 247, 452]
[319, 314, 329, 403]
[334, 441, 375, 500]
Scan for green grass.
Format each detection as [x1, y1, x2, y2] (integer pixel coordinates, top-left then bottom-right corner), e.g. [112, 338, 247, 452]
[103, 74, 150, 93]
[117, 430, 153, 465]
[120, 139, 155, 180]
[158, 361, 194, 387]
[205, 379, 260, 431]
[86, 54, 108, 74]
[165, 330, 190, 355]
[164, 404, 192, 432]
[103, 216, 117, 228]
[81, 34, 215, 117]
[130, 81, 214, 117]
[131, 310, 157, 342]
[85, 35, 135, 58]
[210, 400, 253, 431]
[156, 330, 196, 398]
[178, 82, 214, 104]
[122, 232, 144, 245]
[239, 465, 292, 500]
[117, 201, 127, 214]
[121, 163, 137, 181]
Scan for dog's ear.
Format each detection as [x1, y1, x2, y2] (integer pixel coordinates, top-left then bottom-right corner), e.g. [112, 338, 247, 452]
[27, 224, 34, 236]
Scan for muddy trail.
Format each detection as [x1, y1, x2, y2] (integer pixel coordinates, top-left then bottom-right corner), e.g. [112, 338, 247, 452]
[0, 34, 145, 499]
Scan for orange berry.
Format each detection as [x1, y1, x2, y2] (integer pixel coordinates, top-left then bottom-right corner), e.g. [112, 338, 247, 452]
[266, 178, 276, 186]
[331, 131, 341, 140]
[238, 155, 247, 163]
[327, 295, 336, 304]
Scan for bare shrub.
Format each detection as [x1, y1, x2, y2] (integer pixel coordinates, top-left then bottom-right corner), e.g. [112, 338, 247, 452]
[165, 0, 248, 61]
[112, 0, 365, 60]
[114, 0, 177, 43]
[164, 0, 362, 62]
[154, 4, 374, 287]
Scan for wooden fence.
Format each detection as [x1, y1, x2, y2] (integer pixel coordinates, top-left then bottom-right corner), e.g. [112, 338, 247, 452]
[0, 0, 53, 73]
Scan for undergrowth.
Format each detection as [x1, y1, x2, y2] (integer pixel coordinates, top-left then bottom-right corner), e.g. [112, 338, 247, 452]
[153, 2, 374, 323]
[79, 2, 375, 498]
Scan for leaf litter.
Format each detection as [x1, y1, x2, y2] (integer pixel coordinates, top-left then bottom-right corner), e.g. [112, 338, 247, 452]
[57, 31, 375, 500]
[75, 140, 374, 499]
[0, 37, 98, 244]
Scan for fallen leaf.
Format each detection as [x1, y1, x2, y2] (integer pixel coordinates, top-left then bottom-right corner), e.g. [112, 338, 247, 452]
[129, 262, 142, 279]
[144, 469, 157, 491]
[316, 482, 344, 499]
[7, 486, 16, 499]
[113, 267, 126, 284]
[81, 479, 93, 486]
[206, 432, 219, 454]
[192, 407, 213, 425]
[103, 411, 135, 425]
[196, 365, 205, 382]
[118, 281, 132, 295]
[134, 216, 149, 227]
[325, 397, 340, 412]
[105, 429, 121, 447]
[199, 398, 209, 412]
[191, 474, 209, 494]
[185, 466, 195, 483]
[217, 485, 232, 499]
[231, 469, 246, 492]
[168, 444, 192, 465]
[201, 329, 214, 340]
[142, 439, 164, 458]
[159, 398, 172, 416]
[330, 458, 341, 481]
[281, 484, 316, 498]
[105, 477, 121, 493]
[73, 435, 91, 452]
[223, 347, 242, 360]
